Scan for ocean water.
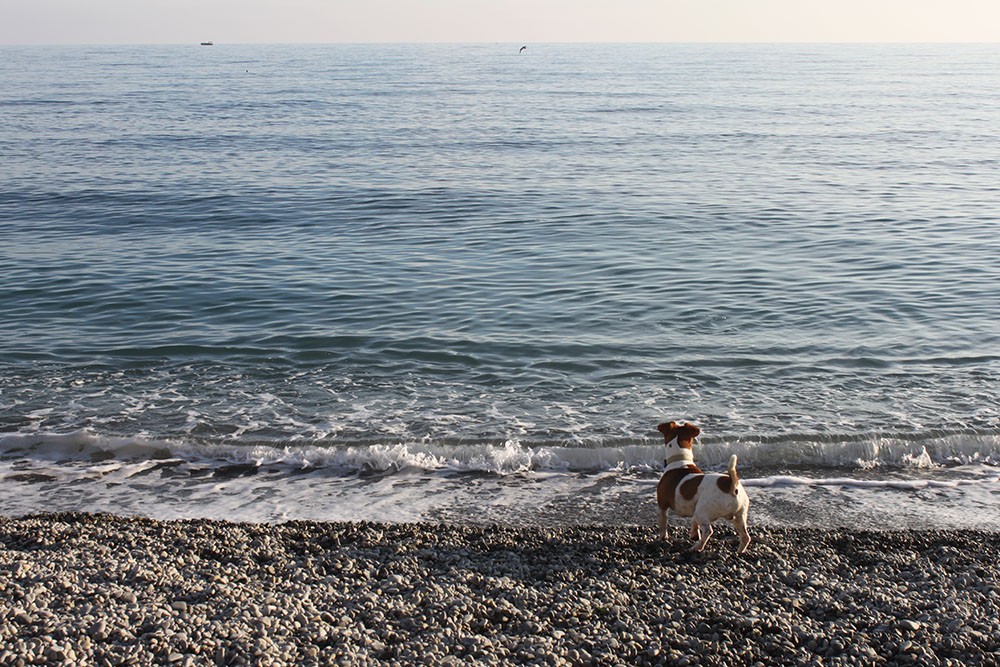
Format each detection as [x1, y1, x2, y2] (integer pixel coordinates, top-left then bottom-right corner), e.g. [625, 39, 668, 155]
[2, 43, 999, 530]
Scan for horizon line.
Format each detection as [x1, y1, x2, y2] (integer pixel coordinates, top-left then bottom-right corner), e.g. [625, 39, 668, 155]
[4, 40, 1000, 47]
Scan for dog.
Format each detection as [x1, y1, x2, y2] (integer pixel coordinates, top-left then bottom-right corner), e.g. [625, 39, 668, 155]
[655, 421, 751, 554]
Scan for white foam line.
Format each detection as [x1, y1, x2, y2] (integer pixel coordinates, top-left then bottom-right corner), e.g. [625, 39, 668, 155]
[630, 475, 1000, 489]
[743, 475, 1000, 490]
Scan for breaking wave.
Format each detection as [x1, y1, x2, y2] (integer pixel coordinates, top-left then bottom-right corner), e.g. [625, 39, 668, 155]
[3, 429, 998, 475]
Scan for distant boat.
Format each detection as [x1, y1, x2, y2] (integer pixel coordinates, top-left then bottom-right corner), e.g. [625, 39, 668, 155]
[200, 41, 214, 46]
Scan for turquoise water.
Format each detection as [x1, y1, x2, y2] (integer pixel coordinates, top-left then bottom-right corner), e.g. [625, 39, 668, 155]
[2, 43, 999, 524]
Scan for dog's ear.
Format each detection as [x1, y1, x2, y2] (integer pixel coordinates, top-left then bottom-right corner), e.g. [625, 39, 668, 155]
[656, 421, 679, 444]
[656, 422, 677, 435]
[680, 422, 701, 441]
[656, 421, 678, 434]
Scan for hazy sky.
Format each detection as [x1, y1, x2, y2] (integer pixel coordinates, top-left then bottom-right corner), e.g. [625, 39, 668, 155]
[2, 0, 999, 45]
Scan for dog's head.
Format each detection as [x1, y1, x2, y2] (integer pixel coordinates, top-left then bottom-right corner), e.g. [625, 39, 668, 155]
[657, 421, 700, 448]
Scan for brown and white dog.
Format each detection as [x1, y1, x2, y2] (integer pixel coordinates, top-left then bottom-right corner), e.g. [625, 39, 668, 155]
[655, 421, 751, 554]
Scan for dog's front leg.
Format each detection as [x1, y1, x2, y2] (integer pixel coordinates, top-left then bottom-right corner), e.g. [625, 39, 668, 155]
[657, 508, 668, 540]
[689, 518, 700, 541]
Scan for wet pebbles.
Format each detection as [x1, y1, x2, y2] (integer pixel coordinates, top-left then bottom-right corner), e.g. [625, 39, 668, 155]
[1, 513, 999, 666]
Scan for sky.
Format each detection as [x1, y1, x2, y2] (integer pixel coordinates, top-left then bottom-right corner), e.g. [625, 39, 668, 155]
[2, 0, 999, 45]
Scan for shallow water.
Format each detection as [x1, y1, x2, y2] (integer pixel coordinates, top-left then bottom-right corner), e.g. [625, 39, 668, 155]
[2, 43, 999, 526]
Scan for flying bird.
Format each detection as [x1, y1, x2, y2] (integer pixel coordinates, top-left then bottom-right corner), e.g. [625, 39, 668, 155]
[519, 45, 526, 53]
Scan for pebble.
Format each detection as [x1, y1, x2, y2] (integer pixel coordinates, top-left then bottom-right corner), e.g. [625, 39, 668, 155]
[0, 513, 998, 666]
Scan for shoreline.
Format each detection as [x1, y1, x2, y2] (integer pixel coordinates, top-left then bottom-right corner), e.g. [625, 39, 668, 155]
[1, 513, 999, 666]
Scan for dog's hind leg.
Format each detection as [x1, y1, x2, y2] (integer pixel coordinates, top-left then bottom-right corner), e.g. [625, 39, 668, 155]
[734, 504, 751, 554]
[690, 519, 712, 552]
[689, 518, 700, 541]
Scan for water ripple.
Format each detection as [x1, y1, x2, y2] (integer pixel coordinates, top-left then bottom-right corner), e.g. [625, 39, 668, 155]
[2, 43, 999, 447]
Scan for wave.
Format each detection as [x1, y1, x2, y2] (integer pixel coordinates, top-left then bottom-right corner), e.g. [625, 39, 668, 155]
[3, 429, 999, 528]
[3, 429, 999, 476]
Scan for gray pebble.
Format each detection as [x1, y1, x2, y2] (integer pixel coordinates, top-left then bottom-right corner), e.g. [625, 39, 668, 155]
[1, 513, 998, 666]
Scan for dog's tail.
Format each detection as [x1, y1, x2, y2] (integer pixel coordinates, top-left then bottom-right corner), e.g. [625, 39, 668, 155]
[727, 454, 740, 495]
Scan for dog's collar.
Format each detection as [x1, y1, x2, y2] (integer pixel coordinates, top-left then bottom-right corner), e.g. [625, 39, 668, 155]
[664, 437, 695, 471]
[665, 450, 694, 466]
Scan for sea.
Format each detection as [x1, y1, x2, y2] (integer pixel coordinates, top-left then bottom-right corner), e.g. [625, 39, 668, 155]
[2, 43, 999, 532]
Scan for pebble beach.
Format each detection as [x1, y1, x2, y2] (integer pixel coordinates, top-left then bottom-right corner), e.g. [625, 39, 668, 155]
[1, 513, 999, 666]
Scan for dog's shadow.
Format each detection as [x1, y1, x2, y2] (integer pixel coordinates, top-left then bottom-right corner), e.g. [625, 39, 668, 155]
[639, 531, 755, 564]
